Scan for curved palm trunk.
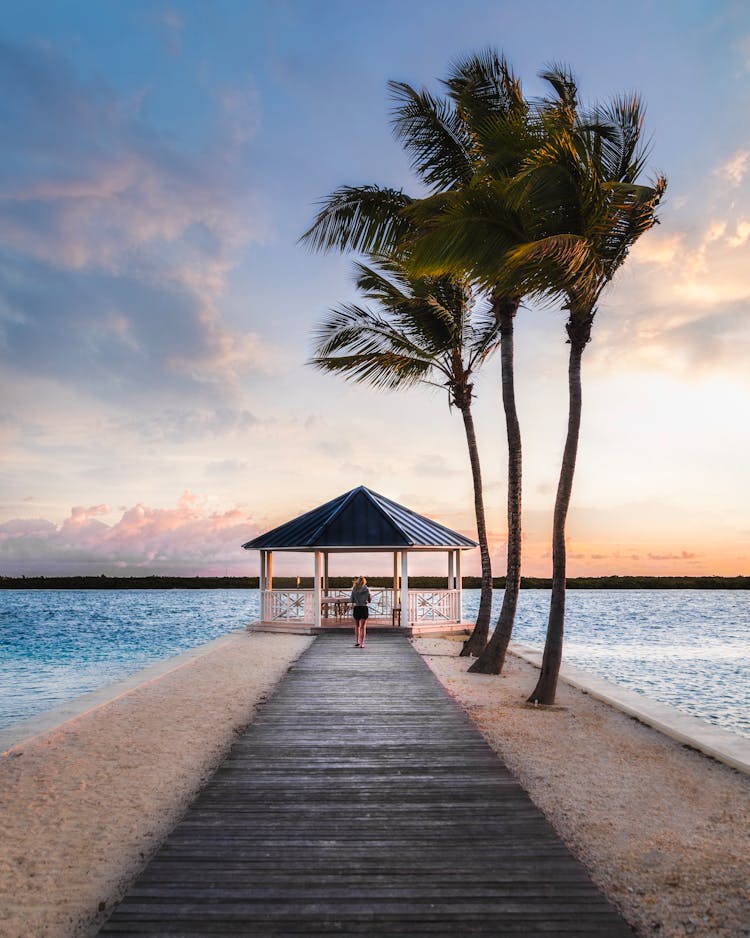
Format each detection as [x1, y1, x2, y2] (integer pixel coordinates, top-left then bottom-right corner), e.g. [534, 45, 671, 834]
[468, 296, 522, 673]
[459, 402, 493, 656]
[528, 318, 591, 704]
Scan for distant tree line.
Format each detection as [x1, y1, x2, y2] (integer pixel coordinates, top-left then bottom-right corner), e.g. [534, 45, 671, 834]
[1, 575, 747, 590]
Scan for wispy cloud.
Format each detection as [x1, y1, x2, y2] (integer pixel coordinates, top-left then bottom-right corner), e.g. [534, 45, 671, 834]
[647, 550, 699, 561]
[0, 39, 274, 400]
[592, 188, 750, 376]
[715, 149, 750, 186]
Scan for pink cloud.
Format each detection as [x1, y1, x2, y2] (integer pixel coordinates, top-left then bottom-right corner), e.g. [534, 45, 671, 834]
[0, 492, 260, 575]
[65, 504, 111, 524]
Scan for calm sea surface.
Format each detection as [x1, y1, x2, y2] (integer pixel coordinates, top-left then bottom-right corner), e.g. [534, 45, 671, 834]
[1, 589, 748, 739]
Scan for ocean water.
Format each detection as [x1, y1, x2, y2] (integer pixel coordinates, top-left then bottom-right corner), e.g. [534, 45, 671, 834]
[0, 590, 259, 730]
[0, 588, 748, 740]
[464, 588, 750, 739]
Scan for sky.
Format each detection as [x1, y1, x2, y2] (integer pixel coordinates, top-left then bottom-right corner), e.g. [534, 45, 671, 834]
[1, 0, 749, 579]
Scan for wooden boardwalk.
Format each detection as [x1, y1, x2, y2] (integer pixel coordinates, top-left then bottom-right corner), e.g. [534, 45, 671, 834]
[100, 633, 632, 936]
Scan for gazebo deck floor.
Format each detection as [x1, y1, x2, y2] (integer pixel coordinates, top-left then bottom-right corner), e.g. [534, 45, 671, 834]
[248, 619, 473, 637]
[100, 632, 632, 936]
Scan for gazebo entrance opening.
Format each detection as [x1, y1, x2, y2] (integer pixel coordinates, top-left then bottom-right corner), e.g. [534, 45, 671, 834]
[244, 486, 477, 637]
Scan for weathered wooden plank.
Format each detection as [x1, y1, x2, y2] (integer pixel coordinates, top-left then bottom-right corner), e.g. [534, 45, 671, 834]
[99, 633, 633, 936]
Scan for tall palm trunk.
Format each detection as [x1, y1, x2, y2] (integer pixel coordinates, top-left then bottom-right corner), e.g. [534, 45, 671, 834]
[458, 401, 493, 657]
[527, 315, 592, 704]
[468, 295, 522, 673]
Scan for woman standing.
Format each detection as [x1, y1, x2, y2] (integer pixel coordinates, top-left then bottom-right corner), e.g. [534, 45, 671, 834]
[350, 576, 372, 648]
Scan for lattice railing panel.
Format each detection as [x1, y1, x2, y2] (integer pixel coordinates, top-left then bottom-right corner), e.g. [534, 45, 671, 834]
[408, 589, 460, 623]
[262, 589, 315, 623]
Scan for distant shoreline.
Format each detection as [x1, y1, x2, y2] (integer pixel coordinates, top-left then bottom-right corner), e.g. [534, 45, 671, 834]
[1, 574, 748, 590]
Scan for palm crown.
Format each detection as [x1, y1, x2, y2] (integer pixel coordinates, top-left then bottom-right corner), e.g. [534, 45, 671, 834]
[501, 70, 667, 321]
[310, 257, 500, 409]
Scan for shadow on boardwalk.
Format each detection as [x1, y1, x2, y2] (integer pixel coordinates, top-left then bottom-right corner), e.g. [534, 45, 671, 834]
[100, 632, 632, 936]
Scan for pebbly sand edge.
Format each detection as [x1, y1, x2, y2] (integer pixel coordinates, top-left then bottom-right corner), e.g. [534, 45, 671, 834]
[0, 631, 313, 938]
[413, 637, 750, 938]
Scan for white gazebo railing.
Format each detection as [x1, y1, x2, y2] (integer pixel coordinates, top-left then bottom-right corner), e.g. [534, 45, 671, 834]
[408, 589, 461, 623]
[259, 587, 462, 626]
[262, 589, 316, 624]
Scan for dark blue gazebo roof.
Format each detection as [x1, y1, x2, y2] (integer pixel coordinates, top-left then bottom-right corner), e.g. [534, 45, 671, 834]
[242, 486, 477, 552]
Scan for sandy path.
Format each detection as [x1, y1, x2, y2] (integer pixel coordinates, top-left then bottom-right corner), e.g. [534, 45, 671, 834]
[0, 631, 312, 938]
[414, 638, 750, 938]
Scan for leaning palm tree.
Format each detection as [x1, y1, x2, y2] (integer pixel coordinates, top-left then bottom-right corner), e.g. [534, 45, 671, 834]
[397, 54, 544, 669]
[302, 50, 533, 661]
[309, 256, 500, 631]
[496, 68, 667, 703]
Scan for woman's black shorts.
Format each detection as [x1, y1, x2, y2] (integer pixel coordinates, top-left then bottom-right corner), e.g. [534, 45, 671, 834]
[352, 605, 369, 621]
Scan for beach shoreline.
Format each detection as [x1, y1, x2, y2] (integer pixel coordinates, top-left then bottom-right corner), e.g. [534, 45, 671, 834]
[0, 632, 747, 938]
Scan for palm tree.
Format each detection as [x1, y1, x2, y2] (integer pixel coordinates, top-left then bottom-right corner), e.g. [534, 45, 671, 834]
[492, 68, 667, 704]
[309, 257, 500, 632]
[395, 53, 541, 669]
[302, 50, 533, 663]
[400, 64, 665, 689]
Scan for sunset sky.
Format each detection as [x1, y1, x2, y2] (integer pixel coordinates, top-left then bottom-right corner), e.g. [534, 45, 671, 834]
[1, 0, 749, 578]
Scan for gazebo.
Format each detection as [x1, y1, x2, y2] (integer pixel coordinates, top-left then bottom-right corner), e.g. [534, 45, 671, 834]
[242, 485, 477, 636]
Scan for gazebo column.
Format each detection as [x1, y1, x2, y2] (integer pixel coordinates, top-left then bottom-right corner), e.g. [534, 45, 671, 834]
[259, 551, 266, 622]
[455, 549, 463, 622]
[393, 551, 400, 616]
[264, 551, 274, 624]
[323, 552, 329, 595]
[313, 551, 322, 629]
[400, 550, 409, 628]
[448, 551, 455, 589]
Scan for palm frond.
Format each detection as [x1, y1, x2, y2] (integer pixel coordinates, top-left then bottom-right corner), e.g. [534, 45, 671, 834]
[538, 63, 579, 127]
[406, 186, 525, 287]
[444, 49, 525, 122]
[584, 94, 649, 184]
[299, 185, 413, 254]
[389, 80, 474, 191]
[309, 255, 501, 403]
[310, 351, 434, 392]
[311, 302, 443, 366]
[499, 234, 602, 305]
[352, 260, 411, 308]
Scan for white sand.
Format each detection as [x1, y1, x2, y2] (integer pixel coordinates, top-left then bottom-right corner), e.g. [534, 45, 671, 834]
[414, 638, 750, 938]
[0, 631, 312, 938]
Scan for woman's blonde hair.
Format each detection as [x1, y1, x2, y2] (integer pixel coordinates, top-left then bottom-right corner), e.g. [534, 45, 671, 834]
[354, 575, 367, 588]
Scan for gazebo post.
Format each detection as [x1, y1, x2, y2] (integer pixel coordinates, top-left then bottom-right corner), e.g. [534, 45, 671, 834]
[259, 551, 266, 622]
[455, 549, 463, 622]
[393, 551, 400, 621]
[323, 552, 329, 595]
[448, 551, 455, 589]
[313, 551, 322, 629]
[400, 550, 409, 629]
[267, 551, 273, 590]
